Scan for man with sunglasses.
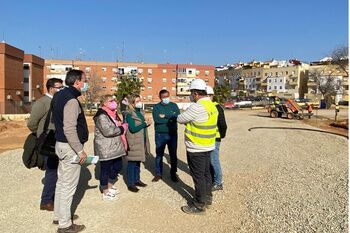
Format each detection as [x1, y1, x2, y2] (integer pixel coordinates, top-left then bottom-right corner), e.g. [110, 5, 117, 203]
[27, 78, 64, 212]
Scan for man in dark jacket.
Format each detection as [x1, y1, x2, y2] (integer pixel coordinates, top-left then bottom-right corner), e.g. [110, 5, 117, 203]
[27, 78, 63, 211]
[52, 70, 88, 233]
[206, 86, 227, 191]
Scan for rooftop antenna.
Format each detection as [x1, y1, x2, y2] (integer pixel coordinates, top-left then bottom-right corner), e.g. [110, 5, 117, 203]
[1, 31, 5, 43]
[121, 41, 125, 62]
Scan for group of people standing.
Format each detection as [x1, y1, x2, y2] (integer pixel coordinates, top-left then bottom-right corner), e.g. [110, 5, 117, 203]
[27, 70, 227, 233]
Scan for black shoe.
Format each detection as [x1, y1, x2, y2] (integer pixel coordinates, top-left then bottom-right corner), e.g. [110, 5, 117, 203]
[212, 184, 223, 191]
[170, 174, 179, 183]
[128, 186, 139, 192]
[135, 181, 147, 187]
[152, 176, 162, 182]
[181, 205, 205, 215]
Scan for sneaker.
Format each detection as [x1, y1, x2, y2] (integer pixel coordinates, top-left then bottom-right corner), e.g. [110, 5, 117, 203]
[212, 184, 223, 191]
[135, 181, 147, 187]
[57, 223, 86, 233]
[108, 186, 120, 195]
[102, 192, 117, 201]
[181, 205, 205, 215]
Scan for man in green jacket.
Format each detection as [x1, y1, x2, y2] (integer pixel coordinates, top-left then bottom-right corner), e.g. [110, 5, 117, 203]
[27, 78, 63, 211]
[152, 89, 180, 182]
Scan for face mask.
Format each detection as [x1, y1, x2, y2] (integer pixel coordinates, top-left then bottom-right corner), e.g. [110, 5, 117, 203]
[162, 97, 170, 105]
[81, 83, 89, 92]
[108, 101, 117, 111]
[135, 102, 143, 109]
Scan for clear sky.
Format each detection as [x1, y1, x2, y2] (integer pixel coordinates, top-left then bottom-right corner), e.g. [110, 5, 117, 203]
[0, 0, 348, 65]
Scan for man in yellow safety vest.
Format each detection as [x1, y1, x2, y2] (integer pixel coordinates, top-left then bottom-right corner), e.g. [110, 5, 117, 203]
[177, 79, 218, 215]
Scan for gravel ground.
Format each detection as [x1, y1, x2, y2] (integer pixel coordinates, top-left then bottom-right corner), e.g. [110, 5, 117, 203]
[0, 110, 347, 233]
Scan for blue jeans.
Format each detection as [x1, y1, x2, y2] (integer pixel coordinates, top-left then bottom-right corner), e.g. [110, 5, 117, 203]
[210, 141, 222, 185]
[155, 133, 177, 177]
[127, 161, 141, 187]
[100, 157, 123, 187]
[41, 155, 58, 205]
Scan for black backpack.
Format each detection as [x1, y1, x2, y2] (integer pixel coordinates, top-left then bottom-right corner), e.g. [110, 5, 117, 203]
[22, 133, 45, 170]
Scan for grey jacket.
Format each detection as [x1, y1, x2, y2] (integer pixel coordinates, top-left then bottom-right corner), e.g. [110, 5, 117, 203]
[93, 109, 126, 161]
[27, 95, 55, 137]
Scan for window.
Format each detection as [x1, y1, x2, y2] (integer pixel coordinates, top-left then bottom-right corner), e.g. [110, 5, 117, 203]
[205, 70, 209, 76]
[101, 77, 107, 82]
[148, 86, 152, 89]
[188, 70, 193, 75]
[286, 71, 288, 75]
[162, 87, 166, 89]
[147, 78, 152, 83]
[102, 86, 107, 89]
[269, 79, 272, 83]
[280, 79, 282, 82]
[138, 68, 143, 74]
[196, 70, 200, 75]
[172, 87, 176, 91]
[265, 73, 267, 76]
[274, 86, 277, 90]
[163, 78, 167, 83]
[163, 69, 167, 73]
[148, 69, 153, 74]
[258, 72, 260, 76]
[268, 86, 271, 90]
[275, 72, 278, 76]
[85, 67, 91, 73]
[24, 91, 29, 96]
[279, 86, 282, 89]
[111, 77, 117, 81]
[102, 67, 107, 72]
[147, 95, 152, 100]
[292, 71, 295, 75]
[172, 78, 176, 84]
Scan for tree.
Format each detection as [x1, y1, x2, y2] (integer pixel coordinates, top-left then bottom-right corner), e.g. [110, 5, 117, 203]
[83, 71, 103, 114]
[331, 45, 349, 77]
[213, 81, 231, 104]
[114, 73, 143, 103]
[308, 70, 342, 109]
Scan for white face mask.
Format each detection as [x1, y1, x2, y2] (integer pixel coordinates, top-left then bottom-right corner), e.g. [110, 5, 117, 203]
[135, 102, 143, 109]
[162, 97, 170, 104]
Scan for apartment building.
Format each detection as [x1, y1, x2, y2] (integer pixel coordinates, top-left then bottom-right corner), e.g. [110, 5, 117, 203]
[44, 60, 215, 103]
[0, 42, 44, 114]
[216, 60, 309, 98]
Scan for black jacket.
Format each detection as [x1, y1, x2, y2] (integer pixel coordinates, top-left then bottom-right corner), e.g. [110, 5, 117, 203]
[216, 104, 227, 141]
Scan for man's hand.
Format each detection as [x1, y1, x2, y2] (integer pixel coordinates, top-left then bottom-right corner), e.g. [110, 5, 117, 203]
[146, 118, 152, 126]
[78, 151, 87, 165]
[159, 114, 165, 118]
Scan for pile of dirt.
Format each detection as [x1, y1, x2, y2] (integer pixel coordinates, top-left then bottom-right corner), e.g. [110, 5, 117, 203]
[330, 119, 348, 130]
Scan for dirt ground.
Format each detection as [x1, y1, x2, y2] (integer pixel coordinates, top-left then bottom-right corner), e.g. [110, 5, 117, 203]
[0, 109, 347, 153]
[0, 110, 348, 233]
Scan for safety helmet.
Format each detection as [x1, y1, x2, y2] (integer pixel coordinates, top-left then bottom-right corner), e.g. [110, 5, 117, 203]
[189, 79, 207, 91]
[206, 85, 214, 95]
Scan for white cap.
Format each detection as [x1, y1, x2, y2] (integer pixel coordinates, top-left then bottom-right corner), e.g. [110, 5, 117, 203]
[206, 85, 214, 95]
[189, 79, 207, 90]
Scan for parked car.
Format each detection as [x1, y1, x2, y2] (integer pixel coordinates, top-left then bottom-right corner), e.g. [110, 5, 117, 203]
[223, 101, 235, 109]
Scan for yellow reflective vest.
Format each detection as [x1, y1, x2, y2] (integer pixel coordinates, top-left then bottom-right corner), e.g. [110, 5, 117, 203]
[185, 99, 218, 147]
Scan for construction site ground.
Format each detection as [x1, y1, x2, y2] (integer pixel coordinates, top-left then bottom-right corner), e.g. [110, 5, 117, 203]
[0, 109, 348, 232]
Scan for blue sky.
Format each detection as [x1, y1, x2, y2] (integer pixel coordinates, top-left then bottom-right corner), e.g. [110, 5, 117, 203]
[0, 0, 348, 65]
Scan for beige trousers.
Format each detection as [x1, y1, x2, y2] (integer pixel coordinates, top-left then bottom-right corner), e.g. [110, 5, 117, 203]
[53, 142, 81, 228]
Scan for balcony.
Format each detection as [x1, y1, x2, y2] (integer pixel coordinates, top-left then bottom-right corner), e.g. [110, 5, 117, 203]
[307, 82, 317, 87]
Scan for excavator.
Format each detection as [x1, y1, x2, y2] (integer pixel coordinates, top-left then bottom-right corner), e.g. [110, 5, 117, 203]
[268, 98, 313, 120]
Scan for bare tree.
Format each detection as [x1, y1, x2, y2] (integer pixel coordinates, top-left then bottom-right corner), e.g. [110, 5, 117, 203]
[330, 45, 349, 76]
[308, 69, 342, 109]
[83, 71, 104, 114]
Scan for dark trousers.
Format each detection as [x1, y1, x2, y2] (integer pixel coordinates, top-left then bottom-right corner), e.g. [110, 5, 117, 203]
[41, 155, 58, 205]
[187, 151, 212, 210]
[100, 157, 123, 187]
[155, 133, 178, 177]
[127, 161, 141, 187]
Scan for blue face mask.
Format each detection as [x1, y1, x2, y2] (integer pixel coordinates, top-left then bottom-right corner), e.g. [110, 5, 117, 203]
[162, 97, 170, 105]
[81, 83, 89, 92]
